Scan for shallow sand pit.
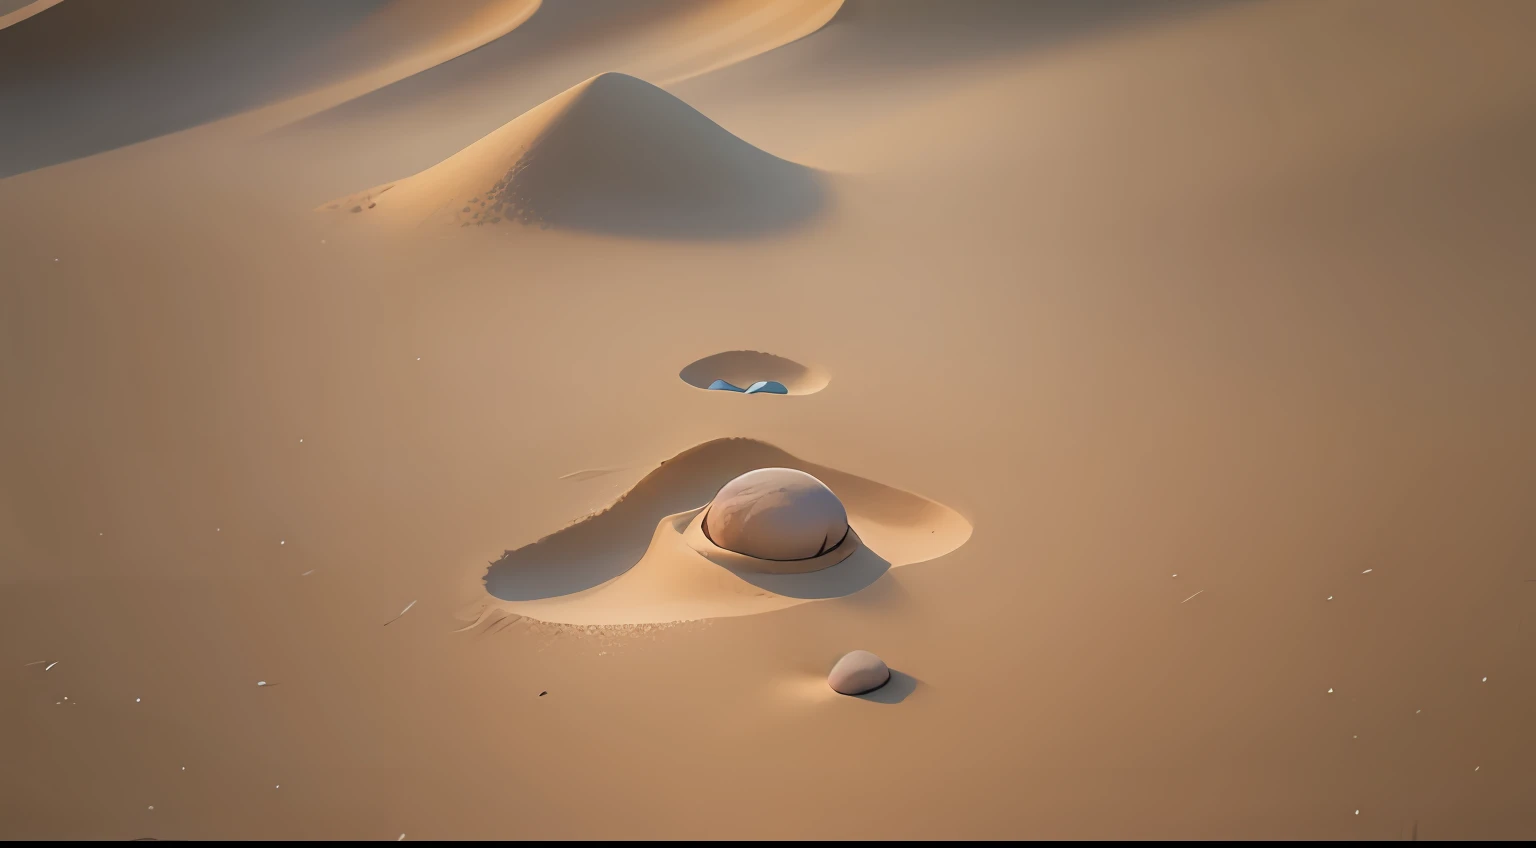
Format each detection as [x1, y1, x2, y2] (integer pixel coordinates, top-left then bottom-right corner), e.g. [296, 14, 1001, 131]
[476, 438, 970, 626]
[680, 350, 829, 395]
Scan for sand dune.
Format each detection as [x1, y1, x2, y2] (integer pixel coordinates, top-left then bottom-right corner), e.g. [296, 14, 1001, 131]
[619, 0, 844, 86]
[480, 438, 970, 624]
[0, 0, 540, 177]
[321, 72, 827, 237]
[271, 0, 845, 202]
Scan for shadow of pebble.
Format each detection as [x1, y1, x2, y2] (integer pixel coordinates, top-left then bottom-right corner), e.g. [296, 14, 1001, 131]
[855, 670, 918, 705]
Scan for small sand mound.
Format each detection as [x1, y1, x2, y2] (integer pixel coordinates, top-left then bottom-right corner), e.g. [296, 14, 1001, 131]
[681, 350, 829, 395]
[476, 437, 971, 625]
[319, 72, 827, 237]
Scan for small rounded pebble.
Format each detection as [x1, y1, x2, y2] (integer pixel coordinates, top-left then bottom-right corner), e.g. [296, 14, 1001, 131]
[828, 650, 891, 696]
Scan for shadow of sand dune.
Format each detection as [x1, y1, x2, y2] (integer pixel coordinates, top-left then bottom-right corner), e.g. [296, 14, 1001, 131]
[0, 0, 542, 179]
[483, 437, 970, 615]
[0, 0, 398, 178]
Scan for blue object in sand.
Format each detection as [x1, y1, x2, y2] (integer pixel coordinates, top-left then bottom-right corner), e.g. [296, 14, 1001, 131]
[705, 379, 788, 395]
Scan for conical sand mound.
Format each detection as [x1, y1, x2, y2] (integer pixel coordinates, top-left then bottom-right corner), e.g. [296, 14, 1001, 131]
[321, 72, 828, 237]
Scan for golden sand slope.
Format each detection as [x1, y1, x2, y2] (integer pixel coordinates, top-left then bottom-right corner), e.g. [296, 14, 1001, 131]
[620, 0, 844, 86]
[0, 0, 542, 177]
[233, 0, 543, 130]
[320, 72, 827, 237]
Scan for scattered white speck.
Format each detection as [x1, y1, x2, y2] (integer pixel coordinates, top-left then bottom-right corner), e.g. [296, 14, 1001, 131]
[1416, 709, 1421, 714]
[63, 696, 68, 700]
[136, 698, 141, 703]
[1353, 735, 1358, 739]
[298, 439, 303, 443]
[99, 532, 103, 536]
[1327, 596, 1333, 601]
[181, 767, 185, 771]
[148, 806, 154, 811]
[280, 540, 285, 545]
[1362, 568, 1373, 574]
[1327, 688, 1334, 694]
[1180, 590, 1204, 604]
[1171, 574, 1177, 578]
[301, 570, 315, 577]
[416, 357, 421, 361]
[1355, 810, 1360, 816]
[398, 835, 406, 842]
[1475, 766, 1480, 772]
[45, 661, 58, 671]
[216, 528, 221, 532]
[275, 785, 280, 789]
[1482, 677, 1488, 682]
[257, 681, 268, 687]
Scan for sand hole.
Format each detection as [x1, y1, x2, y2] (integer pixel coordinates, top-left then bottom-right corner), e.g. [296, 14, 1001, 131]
[679, 351, 829, 396]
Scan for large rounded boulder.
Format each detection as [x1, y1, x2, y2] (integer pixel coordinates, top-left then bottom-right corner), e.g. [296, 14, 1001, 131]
[703, 468, 849, 561]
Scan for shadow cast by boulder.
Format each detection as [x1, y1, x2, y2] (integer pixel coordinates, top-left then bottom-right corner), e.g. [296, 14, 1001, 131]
[721, 546, 891, 599]
[856, 670, 919, 705]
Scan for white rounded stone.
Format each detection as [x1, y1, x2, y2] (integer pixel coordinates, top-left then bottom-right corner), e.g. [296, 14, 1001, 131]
[703, 468, 849, 561]
[828, 650, 890, 696]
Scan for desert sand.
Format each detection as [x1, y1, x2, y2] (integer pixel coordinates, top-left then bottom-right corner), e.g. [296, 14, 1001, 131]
[3, 0, 1535, 840]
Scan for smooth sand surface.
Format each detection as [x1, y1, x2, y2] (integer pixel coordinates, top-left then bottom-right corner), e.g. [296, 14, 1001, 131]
[3, 0, 1536, 840]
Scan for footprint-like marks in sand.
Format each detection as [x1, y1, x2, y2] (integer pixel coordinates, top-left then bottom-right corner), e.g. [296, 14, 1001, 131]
[680, 350, 829, 396]
[481, 438, 969, 625]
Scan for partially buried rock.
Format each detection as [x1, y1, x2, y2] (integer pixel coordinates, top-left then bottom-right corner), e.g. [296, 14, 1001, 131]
[743, 380, 788, 395]
[828, 650, 890, 696]
[704, 468, 848, 561]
